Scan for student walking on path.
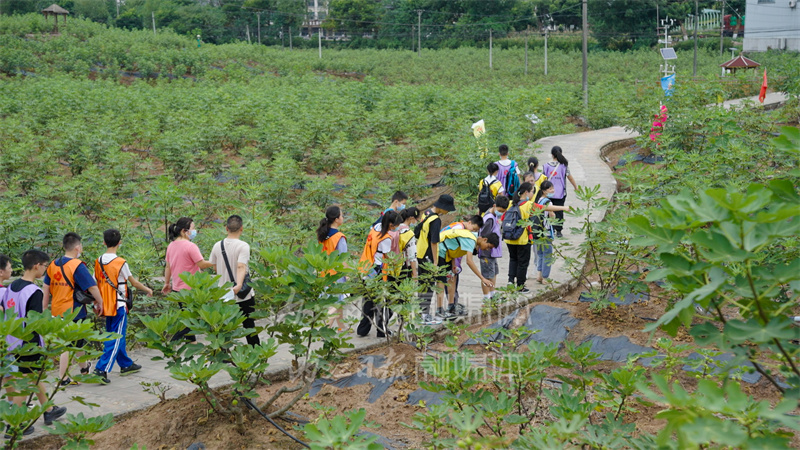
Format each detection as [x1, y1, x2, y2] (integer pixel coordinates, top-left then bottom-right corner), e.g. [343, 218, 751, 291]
[162, 217, 213, 342]
[541, 146, 578, 237]
[358, 211, 401, 338]
[495, 144, 521, 198]
[3, 250, 68, 436]
[209, 215, 261, 346]
[94, 229, 152, 384]
[318, 206, 348, 330]
[532, 181, 559, 284]
[43, 233, 104, 387]
[477, 162, 505, 214]
[503, 182, 571, 292]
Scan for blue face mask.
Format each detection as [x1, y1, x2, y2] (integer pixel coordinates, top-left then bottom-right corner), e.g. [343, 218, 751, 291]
[188, 229, 198, 240]
[398, 204, 406, 211]
[546, 193, 555, 198]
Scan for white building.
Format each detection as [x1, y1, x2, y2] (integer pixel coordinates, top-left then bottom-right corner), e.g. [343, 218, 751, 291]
[743, 0, 800, 51]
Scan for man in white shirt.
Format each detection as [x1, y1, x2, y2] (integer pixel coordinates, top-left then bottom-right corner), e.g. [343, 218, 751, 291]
[209, 215, 260, 346]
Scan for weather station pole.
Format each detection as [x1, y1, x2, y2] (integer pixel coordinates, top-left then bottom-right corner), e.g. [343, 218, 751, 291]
[719, 0, 725, 56]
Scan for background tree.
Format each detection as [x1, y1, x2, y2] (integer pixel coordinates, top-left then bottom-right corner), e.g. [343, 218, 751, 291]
[327, 0, 380, 34]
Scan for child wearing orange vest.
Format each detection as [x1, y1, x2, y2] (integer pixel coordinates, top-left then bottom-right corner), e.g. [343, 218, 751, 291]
[42, 232, 103, 387]
[318, 206, 347, 330]
[93, 229, 153, 384]
[357, 210, 401, 338]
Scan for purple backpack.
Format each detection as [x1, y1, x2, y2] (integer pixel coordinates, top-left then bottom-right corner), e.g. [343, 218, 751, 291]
[3, 284, 44, 350]
[543, 163, 567, 199]
[479, 211, 502, 258]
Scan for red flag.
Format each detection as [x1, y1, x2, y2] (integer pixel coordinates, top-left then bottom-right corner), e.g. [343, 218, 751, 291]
[759, 68, 768, 103]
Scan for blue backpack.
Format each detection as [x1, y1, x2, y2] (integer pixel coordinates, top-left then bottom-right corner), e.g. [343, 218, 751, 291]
[496, 160, 520, 197]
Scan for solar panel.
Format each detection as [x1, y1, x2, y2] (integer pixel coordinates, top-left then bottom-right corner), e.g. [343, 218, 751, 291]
[660, 48, 677, 60]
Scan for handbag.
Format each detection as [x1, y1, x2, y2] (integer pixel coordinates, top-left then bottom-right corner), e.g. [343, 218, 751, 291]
[98, 256, 134, 311]
[220, 240, 252, 300]
[59, 260, 95, 305]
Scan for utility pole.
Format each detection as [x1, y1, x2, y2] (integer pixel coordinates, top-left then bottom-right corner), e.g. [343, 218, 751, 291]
[318, 24, 322, 58]
[544, 27, 549, 76]
[693, 0, 699, 77]
[719, 0, 725, 56]
[489, 29, 493, 69]
[246, 23, 251, 43]
[417, 10, 422, 57]
[257, 12, 261, 44]
[524, 26, 529, 75]
[152, 11, 156, 35]
[289, 26, 292, 49]
[116, 0, 120, 18]
[582, 0, 588, 109]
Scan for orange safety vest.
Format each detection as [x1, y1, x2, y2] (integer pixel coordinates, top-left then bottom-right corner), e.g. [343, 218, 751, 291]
[46, 258, 84, 317]
[94, 256, 127, 317]
[320, 231, 345, 277]
[359, 228, 392, 278]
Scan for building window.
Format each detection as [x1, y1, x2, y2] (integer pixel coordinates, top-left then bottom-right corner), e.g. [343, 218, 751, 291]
[757, 0, 775, 3]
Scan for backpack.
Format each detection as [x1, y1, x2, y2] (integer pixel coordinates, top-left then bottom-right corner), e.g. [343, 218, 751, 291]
[542, 163, 567, 198]
[496, 160, 520, 197]
[477, 178, 500, 213]
[501, 205, 525, 241]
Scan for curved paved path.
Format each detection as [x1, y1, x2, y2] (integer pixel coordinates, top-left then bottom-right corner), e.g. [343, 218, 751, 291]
[27, 127, 636, 441]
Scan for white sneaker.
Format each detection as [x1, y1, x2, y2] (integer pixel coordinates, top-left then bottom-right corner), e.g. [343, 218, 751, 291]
[420, 314, 443, 325]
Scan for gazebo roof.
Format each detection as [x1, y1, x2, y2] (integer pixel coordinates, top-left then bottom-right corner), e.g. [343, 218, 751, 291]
[720, 55, 760, 69]
[42, 4, 69, 15]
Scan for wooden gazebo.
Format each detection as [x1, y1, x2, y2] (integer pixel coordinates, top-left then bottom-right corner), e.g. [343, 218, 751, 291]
[720, 55, 761, 75]
[42, 4, 69, 33]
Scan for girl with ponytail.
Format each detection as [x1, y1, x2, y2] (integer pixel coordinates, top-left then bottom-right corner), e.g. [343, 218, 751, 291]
[504, 181, 571, 290]
[318, 206, 347, 330]
[542, 146, 579, 237]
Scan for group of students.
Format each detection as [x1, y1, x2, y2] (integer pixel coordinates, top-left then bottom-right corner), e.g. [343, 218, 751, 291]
[1, 230, 153, 437]
[317, 144, 579, 336]
[480, 144, 578, 293]
[0, 215, 260, 437]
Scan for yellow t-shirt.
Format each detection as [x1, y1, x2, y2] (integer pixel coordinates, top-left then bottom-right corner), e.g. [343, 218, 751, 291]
[503, 200, 544, 246]
[479, 177, 504, 198]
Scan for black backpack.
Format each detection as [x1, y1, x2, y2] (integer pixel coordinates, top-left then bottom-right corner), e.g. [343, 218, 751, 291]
[477, 179, 499, 214]
[501, 205, 525, 241]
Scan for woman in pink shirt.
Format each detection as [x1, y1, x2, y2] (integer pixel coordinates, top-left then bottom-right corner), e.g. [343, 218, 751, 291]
[162, 217, 213, 341]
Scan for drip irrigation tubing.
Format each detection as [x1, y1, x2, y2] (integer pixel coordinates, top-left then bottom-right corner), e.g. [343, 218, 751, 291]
[238, 393, 310, 448]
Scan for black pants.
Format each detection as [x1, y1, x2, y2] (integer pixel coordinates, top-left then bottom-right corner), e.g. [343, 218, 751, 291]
[237, 298, 260, 346]
[551, 195, 566, 233]
[171, 300, 196, 343]
[507, 243, 532, 287]
[357, 299, 393, 337]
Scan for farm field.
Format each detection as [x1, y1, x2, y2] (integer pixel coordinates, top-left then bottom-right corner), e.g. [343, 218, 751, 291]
[2, 13, 800, 449]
